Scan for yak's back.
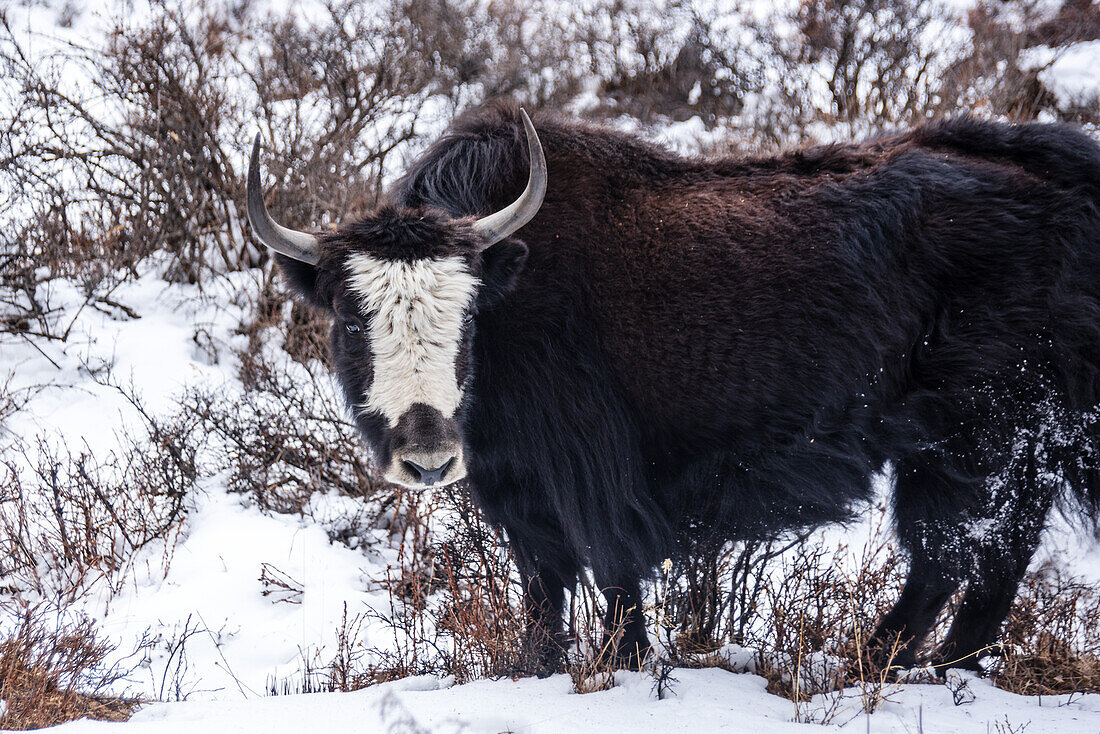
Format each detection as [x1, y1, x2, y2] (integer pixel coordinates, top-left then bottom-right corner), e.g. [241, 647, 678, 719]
[910, 116, 1100, 195]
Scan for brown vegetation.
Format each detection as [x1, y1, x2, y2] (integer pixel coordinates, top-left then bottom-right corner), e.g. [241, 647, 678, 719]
[0, 609, 137, 730]
[995, 563, 1100, 696]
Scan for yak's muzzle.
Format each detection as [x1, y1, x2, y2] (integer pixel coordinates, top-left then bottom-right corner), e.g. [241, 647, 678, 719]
[383, 403, 466, 488]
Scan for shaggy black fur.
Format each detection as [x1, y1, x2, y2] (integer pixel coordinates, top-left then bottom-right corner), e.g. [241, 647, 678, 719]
[277, 103, 1100, 675]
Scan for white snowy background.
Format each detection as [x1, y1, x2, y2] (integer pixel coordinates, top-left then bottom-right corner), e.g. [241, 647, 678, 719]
[2, 0, 1100, 732]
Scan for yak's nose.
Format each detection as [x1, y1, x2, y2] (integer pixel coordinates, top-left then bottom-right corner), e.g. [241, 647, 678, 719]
[384, 403, 466, 488]
[401, 455, 456, 486]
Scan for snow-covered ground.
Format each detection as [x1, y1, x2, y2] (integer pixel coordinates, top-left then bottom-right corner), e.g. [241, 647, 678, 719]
[39, 669, 1100, 734]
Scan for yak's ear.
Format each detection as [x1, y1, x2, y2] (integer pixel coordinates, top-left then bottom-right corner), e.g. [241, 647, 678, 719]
[478, 238, 528, 307]
[274, 253, 333, 312]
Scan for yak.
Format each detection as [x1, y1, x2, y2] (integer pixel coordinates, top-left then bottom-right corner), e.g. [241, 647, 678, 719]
[247, 103, 1100, 675]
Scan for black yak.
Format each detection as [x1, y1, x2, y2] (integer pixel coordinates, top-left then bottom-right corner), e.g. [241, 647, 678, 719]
[247, 103, 1100, 675]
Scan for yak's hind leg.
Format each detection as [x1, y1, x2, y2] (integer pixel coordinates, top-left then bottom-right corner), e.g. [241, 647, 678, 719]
[931, 440, 1053, 672]
[872, 427, 1055, 673]
[868, 458, 964, 670]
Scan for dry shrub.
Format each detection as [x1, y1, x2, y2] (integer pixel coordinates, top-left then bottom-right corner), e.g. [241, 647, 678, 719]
[735, 0, 952, 149]
[267, 486, 532, 694]
[1027, 0, 1100, 47]
[938, 1, 1061, 122]
[652, 534, 815, 658]
[238, 269, 330, 367]
[258, 563, 304, 605]
[565, 582, 640, 694]
[752, 530, 905, 723]
[570, 662, 616, 696]
[183, 338, 383, 515]
[994, 563, 1100, 696]
[274, 490, 1100, 710]
[0, 0, 596, 303]
[713, 0, 1096, 150]
[0, 198, 138, 341]
[100, 7, 254, 282]
[1, 7, 250, 289]
[0, 395, 195, 602]
[0, 608, 137, 729]
[1, 0, 468, 303]
[585, 4, 754, 125]
[743, 534, 906, 717]
[647, 506, 905, 722]
[361, 487, 531, 685]
[429, 492, 529, 680]
[268, 488, 658, 695]
[247, 0, 434, 230]
[0, 375, 36, 427]
[270, 605, 377, 694]
[657, 512, 1100, 713]
[395, 0, 587, 111]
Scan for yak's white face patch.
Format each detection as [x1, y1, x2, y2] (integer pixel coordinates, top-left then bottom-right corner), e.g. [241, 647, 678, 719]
[346, 253, 479, 427]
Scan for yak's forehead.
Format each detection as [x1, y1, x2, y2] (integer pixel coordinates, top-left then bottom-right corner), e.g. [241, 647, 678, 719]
[345, 252, 479, 426]
[344, 253, 477, 311]
[329, 207, 479, 262]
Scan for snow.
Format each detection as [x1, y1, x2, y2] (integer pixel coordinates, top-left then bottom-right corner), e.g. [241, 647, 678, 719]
[0, 264, 364, 689]
[1024, 41, 1100, 110]
[1, 267, 254, 457]
[98, 489, 388, 698]
[3, 0, 1100, 732]
[31, 669, 1100, 734]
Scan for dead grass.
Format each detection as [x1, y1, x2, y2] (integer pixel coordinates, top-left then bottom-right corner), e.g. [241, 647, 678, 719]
[0, 608, 138, 729]
[994, 563, 1100, 696]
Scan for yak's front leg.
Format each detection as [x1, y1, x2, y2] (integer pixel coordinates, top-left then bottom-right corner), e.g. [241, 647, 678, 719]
[598, 575, 651, 669]
[517, 558, 575, 677]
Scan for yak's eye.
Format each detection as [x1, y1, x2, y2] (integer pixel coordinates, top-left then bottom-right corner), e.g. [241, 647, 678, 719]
[463, 313, 474, 327]
[345, 321, 362, 335]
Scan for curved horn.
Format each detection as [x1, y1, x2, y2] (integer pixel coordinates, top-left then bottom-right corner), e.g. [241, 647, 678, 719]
[471, 108, 547, 250]
[247, 133, 320, 265]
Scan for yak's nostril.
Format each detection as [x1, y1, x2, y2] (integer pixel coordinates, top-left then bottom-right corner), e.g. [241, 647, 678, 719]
[402, 457, 456, 486]
[401, 460, 424, 481]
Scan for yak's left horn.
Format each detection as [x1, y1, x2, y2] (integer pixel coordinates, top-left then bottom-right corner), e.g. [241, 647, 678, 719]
[471, 108, 547, 250]
[247, 133, 321, 265]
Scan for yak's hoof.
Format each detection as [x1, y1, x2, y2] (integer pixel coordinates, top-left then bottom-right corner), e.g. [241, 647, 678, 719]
[517, 631, 569, 678]
[931, 642, 1003, 675]
[598, 633, 652, 671]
